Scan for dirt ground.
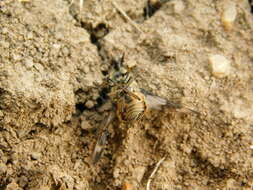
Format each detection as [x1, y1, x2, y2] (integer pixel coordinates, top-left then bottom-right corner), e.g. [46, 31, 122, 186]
[0, 0, 253, 189]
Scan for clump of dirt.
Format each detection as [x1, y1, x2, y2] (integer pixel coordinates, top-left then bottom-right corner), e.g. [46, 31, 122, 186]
[0, 0, 252, 190]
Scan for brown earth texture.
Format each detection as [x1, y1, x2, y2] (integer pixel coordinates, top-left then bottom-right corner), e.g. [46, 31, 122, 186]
[0, 0, 253, 189]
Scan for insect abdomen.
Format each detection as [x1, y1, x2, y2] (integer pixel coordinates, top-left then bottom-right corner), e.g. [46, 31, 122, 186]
[125, 97, 146, 121]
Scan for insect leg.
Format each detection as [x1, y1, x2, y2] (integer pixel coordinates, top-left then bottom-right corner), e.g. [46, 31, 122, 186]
[91, 111, 115, 164]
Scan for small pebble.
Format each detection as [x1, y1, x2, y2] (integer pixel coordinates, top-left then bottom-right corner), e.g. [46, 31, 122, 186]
[1, 41, 10, 48]
[83, 65, 90, 73]
[173, 0, 185, 13]
[34, 63, 44, 72]
[62, 175, 74, 190]
[113, 168, 120, 178]
[0, 163, 7, 173]
[27, 32, 33, 39]
[126, 61, 137, 69]
[24, 57, 34, 68]
[61, 46, 70, 56]
[75, 181, 89, 190]
[98, 101, 112, 113]
[85, 100, 94, 109]
[133, 166, 146, 183]
[6, 181, 21, 190]
[226, 178, 237, 188]
[80, 119, 93, 130]
[53, 43, 61, 49]
[18, 175, 28, 188]
[2, 28, 8, 34]
[13, 54, 21, 61]
[31, 152, 42, 160]
[0, 110, 4, 117]
[222, 2, 237, 31]
[208, 54, 231, 78]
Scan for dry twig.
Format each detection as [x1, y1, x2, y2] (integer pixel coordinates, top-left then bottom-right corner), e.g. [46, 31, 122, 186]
[112, 2, 144, 34]
[146, 157, 166, 190]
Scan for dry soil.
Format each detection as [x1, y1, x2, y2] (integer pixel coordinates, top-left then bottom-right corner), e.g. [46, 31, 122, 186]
[0, 0, 252, 190]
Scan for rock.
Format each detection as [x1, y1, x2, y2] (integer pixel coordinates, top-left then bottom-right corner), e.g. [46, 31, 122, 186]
[31, 152, 42, 160]
[1, 40, 10, 48]
[226, 178, 239, 189]
[221, 2, 237, 31]
[85, 100, 95, 109]
[0, 110, 4, 117]
[80, 119, 93, 130]
[0, 163, 7, 174]
[2, 27, 8, 34]
[6, 181, 22, 190]
[132, 166, 146, 183]
[220, 98, 253, 121]
[12, 54, 22, 61]
[30, 185, 50, 190]
[62, 175, 74, 190]
[74, 181, 89, 190]
[113, 168, 120, 178]
[208, 54, 231, 78]
[23, 57, 34, 69]
[18, 175, 28, 188]
[97, 101, 112, 113]
[173, 0, 185, 14]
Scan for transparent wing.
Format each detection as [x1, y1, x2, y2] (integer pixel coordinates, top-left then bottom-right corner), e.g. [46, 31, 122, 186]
[141, 88, 199, 115]
[92, 130, 108, 164]
[91, 111, 115, 164]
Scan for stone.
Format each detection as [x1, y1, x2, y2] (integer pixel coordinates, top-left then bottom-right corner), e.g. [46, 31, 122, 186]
[209, 54, 231, 78]
[222, 2, 237, 31]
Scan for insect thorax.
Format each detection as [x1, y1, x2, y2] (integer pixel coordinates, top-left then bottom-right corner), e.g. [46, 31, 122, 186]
[107, 65, 138, 102]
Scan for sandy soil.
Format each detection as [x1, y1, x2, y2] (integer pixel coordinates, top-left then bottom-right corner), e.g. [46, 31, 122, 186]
[0, 0, 252, 189]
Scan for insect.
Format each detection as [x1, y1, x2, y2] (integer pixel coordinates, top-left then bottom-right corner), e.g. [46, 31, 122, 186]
[91, 54, 198, 164]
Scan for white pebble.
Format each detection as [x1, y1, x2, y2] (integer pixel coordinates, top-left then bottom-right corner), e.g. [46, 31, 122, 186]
[173, 0, 185, 14]
[31, 152, 42, 160]
[221, 2, 237, 31]
[126, 60, 137, 68]
[85, 100, 94, 109]
[13, 54, 21, 61]
[209, 54, 231, 78]
[113, 168, 120, 178]
[24, 57, 34, 68]
[2, 28, 8, 34]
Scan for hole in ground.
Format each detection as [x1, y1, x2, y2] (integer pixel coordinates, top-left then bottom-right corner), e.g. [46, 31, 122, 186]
[76, 103, 86, 112]
[95, 87, 111, 108]
[143, 0, 171, 18]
